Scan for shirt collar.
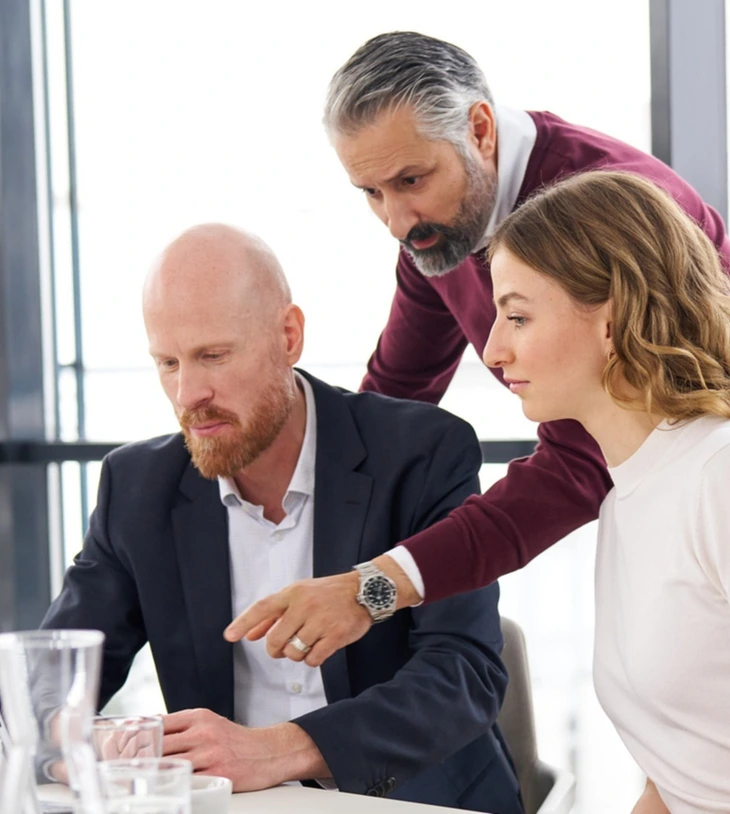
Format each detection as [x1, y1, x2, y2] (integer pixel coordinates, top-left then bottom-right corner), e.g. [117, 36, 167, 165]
[477, 105, 537, 249]
[217, 371, 317, 506]
[607, 418, 687, 499]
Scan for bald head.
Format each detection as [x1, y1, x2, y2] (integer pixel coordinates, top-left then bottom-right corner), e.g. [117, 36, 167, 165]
[144, 224, 291, 330]
[143, 225, 306, 479]
[143, 223, 305, 418]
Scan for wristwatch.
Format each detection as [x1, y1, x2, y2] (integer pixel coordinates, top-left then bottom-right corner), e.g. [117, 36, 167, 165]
[353, 561, 398, 623]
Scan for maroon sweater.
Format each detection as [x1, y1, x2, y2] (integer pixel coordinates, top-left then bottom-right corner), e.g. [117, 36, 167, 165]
[361, 111, 730, 602]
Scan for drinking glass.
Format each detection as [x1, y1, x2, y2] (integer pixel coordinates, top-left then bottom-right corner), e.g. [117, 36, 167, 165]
[98, 757, 192, 814]
[92, 715, 163, 761]
[0, 629, 105, 814]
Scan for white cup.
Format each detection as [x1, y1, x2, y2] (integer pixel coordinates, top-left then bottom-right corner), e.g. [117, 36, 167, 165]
[191, 775, 232, 814]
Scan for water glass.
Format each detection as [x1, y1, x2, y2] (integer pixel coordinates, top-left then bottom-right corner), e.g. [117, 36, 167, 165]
[0, 629, 105, 814]
[99, 757, 192, 814]
[92, 715, 163, 761]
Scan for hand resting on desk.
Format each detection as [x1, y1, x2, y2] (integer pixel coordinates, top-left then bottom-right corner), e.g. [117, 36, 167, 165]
[162, 708, 331, 792]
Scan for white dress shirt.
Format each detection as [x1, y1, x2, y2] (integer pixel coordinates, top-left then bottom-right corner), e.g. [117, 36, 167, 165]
[386, 105, 538, 600]
[219, 374, 328, 729]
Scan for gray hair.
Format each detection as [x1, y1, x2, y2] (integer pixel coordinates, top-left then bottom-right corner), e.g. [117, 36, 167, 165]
[324, 31, 494, 151]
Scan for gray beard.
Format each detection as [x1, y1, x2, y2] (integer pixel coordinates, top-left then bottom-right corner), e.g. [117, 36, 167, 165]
[404, 162, 497, 278]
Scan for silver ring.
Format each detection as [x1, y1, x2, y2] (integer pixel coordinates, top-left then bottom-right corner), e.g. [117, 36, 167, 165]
[287, 635, 312, 655]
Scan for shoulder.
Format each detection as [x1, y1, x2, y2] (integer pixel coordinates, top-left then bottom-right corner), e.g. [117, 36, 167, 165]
[687, 419, 730, 587]
[523, 111, 701, 204]
[696, 418, 730, 479]
[307, 371, 480, 475]
[344, 388, 478, 447]
[103, 432, 190, 483]
[304, 368, 477, 444]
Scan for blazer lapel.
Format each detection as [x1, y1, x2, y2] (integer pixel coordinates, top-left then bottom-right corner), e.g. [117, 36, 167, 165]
[304, 371, 373, 705]
[172, 465, 234, 719]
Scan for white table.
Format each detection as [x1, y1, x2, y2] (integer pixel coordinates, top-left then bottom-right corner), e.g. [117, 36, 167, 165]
[40, 782, 465, 813]
[234, 784, 464, 812]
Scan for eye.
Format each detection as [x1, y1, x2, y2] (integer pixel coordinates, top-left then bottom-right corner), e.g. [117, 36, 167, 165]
[507, 315, 526, 327]
[362, 187, 379, 198]
[401, 176, 420, 188]
[157, 358, 178, 371]
[202, 351, 228, 363]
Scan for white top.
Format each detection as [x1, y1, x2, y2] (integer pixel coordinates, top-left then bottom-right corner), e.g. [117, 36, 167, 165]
[594, 415, 730, 813]
[219, 374, 329, 729]
[387, 105, 537, 599]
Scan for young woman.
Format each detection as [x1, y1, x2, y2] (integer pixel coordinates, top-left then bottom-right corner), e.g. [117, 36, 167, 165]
[483, 170, 730, 814]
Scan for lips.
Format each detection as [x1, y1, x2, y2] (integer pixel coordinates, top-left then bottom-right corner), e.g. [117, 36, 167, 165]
[503, 378, 529, 394]
[409, 233, 441, 251]
[188, 422, 229, 437]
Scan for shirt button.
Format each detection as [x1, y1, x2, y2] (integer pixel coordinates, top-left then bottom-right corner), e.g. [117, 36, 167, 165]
[290, 682, 303, 694]
[273, 531, 283, 541]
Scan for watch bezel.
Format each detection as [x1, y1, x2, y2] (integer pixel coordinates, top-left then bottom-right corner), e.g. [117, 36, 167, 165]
[354, 564, 398, 623]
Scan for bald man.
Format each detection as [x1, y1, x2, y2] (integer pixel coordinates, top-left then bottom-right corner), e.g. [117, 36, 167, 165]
[41, 225, 521, 813]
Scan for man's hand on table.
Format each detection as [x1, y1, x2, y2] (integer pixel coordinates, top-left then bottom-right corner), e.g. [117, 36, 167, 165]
[162, 709, 330, 792]
[223, 554, 420, 666]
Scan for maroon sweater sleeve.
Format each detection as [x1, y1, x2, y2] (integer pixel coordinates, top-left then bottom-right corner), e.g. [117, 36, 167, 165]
[360, 252, 468, 404]
[400, 419, 613, 601]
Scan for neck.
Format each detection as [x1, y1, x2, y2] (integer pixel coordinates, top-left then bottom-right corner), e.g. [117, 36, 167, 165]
[581, 399, 661, 468]
[233, 383, 307, 523]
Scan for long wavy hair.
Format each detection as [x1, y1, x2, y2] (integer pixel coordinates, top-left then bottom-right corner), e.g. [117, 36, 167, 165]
[488, 171, 730, 420]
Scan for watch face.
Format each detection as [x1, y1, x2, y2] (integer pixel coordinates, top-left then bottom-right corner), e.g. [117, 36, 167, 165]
[363, 576, 396, 609]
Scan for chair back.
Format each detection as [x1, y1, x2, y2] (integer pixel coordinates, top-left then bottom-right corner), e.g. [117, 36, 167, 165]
[497, 617, 575, 814]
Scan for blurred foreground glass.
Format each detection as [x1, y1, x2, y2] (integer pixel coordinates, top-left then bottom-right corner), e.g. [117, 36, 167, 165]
[0, 629, 105, 814]
[92, 715, 163, 761]
[99, 757, 192, 814]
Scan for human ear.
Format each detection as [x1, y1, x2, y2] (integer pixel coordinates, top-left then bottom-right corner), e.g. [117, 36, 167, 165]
[468, 101, 497, 160]
[282, 304, 305, 365]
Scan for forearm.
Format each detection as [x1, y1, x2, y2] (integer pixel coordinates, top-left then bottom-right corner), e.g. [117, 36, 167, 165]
[295, 654, 504, 793]
[266, 723, 331, 783]
[163, 710, 332, 792]
[294, 583, 505, 794]
[631, 779, 670, 814]
[399, 418, 611, 601]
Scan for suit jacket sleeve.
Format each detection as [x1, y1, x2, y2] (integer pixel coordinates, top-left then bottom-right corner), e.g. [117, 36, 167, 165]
[292, 419, 508, 794]
[40, 455, 147, 710]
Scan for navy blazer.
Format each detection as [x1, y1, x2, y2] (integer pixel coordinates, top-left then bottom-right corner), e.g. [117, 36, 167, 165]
[42, 371, 521, 812]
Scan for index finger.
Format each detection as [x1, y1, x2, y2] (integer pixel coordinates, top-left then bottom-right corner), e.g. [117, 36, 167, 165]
[223, 593, 288, 642]
[162, 710, 198, 734]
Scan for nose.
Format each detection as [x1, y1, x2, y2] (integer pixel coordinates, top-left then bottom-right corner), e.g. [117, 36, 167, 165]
[175, 364, 214, 411]
[482, 322, 514, 369]
[376, 194, 419, 242]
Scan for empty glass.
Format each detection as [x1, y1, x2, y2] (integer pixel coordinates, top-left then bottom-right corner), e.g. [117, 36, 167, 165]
[0, 629, 105, 814]
[98, 757, 192, 814]
[92, 715, 163, 761]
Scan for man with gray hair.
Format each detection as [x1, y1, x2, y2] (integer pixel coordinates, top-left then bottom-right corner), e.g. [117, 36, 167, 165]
[226, 31, 730, 671]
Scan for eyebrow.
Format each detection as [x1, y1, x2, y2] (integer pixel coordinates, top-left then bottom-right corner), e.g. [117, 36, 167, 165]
[352, 165, 427, 189]
[496, 291, 531, 308]
[149, 342, 232, 358]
